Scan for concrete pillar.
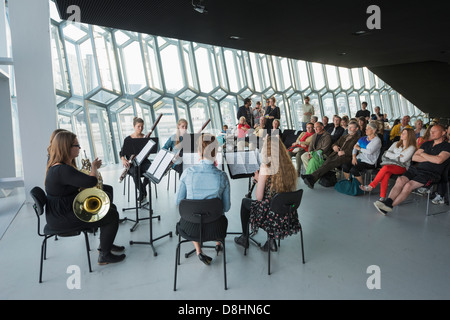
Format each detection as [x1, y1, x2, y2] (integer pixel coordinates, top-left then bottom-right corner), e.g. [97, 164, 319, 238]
[8, 0, 57, 200]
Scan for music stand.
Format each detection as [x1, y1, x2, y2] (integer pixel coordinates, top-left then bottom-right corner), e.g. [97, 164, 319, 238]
[130, 148, 175, 256]
[121, 137, 158, 231]
[224, 149, 263, 248]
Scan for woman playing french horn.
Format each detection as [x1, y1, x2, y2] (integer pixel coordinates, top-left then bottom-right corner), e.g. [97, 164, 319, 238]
[45, 130, 125, 265]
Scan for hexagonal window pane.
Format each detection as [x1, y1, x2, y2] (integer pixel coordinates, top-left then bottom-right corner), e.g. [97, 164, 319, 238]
[322, 93, 336, 119]
[220, 95, 238, 129]
[211, 87, 227, 101]
[138, 88, 162, 104]
[195, 46, 218, 93]
[89, 89, 119, 105]
[122, 41, 147, 95]
[338, 67, 352, 90]
[190, 97, 211, 132]
[160, 44, 185, 94]
[311, 62, 325, 90]
[325, 65, 339, 90]
[178, 88, 197, 102]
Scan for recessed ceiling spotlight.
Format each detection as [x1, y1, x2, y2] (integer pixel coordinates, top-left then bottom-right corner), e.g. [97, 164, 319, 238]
[229, 36, 242, 40]
[352, 30, 369, 36]
[192, 0, 208, 14]
[338, 52, 347, 56]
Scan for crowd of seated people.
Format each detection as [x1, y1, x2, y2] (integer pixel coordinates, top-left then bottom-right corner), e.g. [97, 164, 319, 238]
[229, 98, 449, 215]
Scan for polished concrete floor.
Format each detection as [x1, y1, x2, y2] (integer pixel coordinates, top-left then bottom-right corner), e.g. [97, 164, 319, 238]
[1, 164, 450, 300]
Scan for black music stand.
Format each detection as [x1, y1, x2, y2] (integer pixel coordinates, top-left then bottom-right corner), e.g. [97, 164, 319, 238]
[130, 148, 175, 256]
[224, 149, 262, 249]
[121, 137, 158, 232]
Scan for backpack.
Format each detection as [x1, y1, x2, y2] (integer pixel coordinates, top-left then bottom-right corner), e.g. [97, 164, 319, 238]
[334, 177, 364, 196]
[318, 171, 337, 187]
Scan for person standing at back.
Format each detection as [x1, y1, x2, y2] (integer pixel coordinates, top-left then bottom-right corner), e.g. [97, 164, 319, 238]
[301, 96, 314, 132]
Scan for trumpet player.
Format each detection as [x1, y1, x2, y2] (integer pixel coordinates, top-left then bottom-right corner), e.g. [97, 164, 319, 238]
[45, 131, 125, 265]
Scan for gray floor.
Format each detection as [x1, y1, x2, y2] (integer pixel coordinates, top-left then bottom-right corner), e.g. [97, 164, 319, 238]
[1, 164, 450, 300]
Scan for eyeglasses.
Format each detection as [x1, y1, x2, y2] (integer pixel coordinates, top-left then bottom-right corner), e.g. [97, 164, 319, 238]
[72, 144, 81, 148]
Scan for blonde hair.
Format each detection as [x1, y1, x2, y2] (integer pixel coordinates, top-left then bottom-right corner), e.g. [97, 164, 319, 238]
[47, 129, 68, 155]
[46, 131, 77, 177]
[197, 133, 218, 162]
[261, 135, 297, 194]
[176, 118, 188, 144]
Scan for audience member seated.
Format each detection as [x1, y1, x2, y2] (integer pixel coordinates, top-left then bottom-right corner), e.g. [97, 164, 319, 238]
[360, 128, 417, 201]
[390, 115, 412, 141]
[414, 119, 426, 138]
[327, 115, 345, 143]
[341, 122, 382, 185]
[357, 116, 367, 136]
[301, 121, 360, 189]
[416, 124, 433, 148]
[340, 116, 349, 135]
[237, 116, 251, 151]
[288, 122, 314, 176]
[300, 122, 332, 171]
[311, 115, 318, 124]
[374, 124, 450, 215]
[254, 116, 267, 138]
[371, 106, 385, 121]
[270, 119, 283, 140]
[323, 116, 333, 132]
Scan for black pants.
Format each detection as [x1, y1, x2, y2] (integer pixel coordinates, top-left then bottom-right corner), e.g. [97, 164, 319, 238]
[47, 204, 119, 254]
[128, 159, 151, 193]
[239, 198, 254, 237]
[342, 160, 376, 177]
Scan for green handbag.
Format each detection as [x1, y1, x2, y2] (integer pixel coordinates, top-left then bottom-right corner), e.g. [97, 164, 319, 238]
[334, 176, 365, 196]
[305, 150, 324, 174]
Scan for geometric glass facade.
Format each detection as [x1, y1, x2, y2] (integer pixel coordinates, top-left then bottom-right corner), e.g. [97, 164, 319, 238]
[49, 1, 427, 166]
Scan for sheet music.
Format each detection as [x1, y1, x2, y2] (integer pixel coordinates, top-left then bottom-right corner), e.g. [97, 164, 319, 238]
[225, 149, 261, 177]
[148, 149, 167, 175]
[154, 152, 174, 180]
[135, 139, 156, 165]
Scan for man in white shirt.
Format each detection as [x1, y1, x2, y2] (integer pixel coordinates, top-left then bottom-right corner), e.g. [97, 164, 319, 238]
[301, 96, 314, 132]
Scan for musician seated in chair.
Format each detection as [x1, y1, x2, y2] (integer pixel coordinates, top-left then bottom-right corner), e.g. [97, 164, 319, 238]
[45, 131, 125, 265]
[48, 128, 114, 202]
[175, 133, 231, 265]
[119, 117, 151, 202]
[234, 135, 301, 252]
[163, 118, 188, 175]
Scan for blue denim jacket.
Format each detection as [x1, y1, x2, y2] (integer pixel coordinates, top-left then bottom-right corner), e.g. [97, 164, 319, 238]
[176, 159, 231, 213]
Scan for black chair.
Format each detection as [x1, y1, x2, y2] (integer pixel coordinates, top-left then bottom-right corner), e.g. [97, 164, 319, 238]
[30, 186, 93, 283]
[423, 161, 450, 216]
[174, 198, 227, 291]
[282, 129, 300, 149]
[266, 189, 305, 275]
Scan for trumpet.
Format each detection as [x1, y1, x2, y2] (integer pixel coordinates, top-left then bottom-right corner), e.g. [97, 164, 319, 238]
[73, 187, 110, 223]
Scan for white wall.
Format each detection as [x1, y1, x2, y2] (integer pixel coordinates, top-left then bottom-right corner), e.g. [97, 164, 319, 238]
[8, 0, 57, 200]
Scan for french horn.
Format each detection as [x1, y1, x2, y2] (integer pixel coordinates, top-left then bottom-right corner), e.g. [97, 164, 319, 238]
[73, 187, 110, 223]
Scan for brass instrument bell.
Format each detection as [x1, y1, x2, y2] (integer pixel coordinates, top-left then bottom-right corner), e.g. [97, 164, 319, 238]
[73, 187, 110, 222]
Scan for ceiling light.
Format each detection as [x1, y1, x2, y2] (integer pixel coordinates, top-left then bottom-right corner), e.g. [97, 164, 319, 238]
[229, 36, 242, 40]
[192, 0, 207, 14]
[352, 30, 369, 36]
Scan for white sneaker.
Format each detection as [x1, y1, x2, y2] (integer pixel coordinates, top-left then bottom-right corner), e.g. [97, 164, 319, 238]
[431, 194, 445, 205]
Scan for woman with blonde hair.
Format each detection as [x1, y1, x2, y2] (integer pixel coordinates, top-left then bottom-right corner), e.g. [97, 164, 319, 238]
[234, 135, 301, 252]
[360, 127, 417, 201]
[45, 131, 125, 265]
[163, 118, 189, 173]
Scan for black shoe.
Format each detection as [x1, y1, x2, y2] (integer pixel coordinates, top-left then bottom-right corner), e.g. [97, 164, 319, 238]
[234, 235, 249, 249]
[215, 243, 223, 256]
[303, 175, 315, 189]
[261, 239, 278, 252]
[98, 244, 125, 253]
[98, 252, 126, 265]
[198, 252, 212, 265]
[138, 190, 147, 202]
